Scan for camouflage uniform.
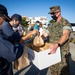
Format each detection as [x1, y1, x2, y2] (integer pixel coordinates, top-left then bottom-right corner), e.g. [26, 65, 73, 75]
[48, 18, 72, 75]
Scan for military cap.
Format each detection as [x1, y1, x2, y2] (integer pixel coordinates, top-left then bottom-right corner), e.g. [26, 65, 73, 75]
[48, 6, 60, 14]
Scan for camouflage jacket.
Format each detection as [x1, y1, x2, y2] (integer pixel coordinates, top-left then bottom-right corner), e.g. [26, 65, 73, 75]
[48, 17, 72, 57]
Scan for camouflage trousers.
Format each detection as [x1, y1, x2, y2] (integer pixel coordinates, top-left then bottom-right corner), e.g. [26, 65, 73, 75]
[50, 54, 70, 75]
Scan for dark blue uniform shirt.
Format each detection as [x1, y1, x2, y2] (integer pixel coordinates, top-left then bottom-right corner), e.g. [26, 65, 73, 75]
[2, 22, 21, 44]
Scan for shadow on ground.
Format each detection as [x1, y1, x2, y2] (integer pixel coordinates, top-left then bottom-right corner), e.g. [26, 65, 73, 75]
[13, 62, 50, 75]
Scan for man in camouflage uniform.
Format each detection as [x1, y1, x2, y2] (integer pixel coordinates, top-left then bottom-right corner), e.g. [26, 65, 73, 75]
[48, 6, 72, 75]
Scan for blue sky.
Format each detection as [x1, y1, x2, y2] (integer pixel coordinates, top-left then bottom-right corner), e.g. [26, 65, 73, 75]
[0, 0, 75, 23]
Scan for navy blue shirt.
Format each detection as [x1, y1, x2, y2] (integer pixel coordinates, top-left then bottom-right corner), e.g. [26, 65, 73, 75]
[2, 22, 21, 44]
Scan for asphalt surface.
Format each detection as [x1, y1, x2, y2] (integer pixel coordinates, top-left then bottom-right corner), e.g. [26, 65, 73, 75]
[13, 57, 75, 75]
[13, 62, 51, 75]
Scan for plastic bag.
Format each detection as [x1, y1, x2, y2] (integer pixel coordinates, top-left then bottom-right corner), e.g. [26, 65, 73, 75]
[33, 35, 44, 47]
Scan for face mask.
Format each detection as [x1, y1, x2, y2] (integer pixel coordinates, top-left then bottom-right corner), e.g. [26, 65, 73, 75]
[51, 15, 57, 21]
[13, 24, 19, 31]
[37, 23, 39, 25]
[13, 24, 19, 28]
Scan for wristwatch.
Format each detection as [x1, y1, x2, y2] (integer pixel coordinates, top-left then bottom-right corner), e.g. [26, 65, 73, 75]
[57, 43, 61, 47]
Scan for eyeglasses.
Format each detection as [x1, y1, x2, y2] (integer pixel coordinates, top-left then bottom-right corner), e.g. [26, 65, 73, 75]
[51, 11, 60, 15]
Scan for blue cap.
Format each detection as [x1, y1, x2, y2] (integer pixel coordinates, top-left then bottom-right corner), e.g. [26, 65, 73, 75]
[11, 14, 22, 24]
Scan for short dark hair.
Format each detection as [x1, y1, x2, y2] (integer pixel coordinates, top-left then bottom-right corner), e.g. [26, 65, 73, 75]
[36, 21, 40, 23]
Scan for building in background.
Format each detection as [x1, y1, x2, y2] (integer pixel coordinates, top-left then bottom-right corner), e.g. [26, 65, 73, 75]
[24, 16, 48, 25]
[29, 16, 48, 24]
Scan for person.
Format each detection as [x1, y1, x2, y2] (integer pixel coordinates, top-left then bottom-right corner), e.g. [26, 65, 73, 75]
[28, 21, 40, 31]
[39, 23, 44, 36]
[27, 21, 40, 39]
[10, 14, 32, 70]
[39, 23, 49, 42]
[0, 4, 13, 75]
[13, 21, 24, 36]
[18, 24, 24, 36]
[0, 4, 39, 75]
[48, 6, 72, 75]
[33, 21, 40, 31]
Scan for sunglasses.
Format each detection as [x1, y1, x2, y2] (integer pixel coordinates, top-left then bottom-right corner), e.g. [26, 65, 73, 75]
[51, 12, 56, 15]
[51, 11, 60, 15]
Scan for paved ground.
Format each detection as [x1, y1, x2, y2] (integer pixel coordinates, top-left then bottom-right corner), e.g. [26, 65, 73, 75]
[13, 62, 51, 75]
[13, 57, 75, 75]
